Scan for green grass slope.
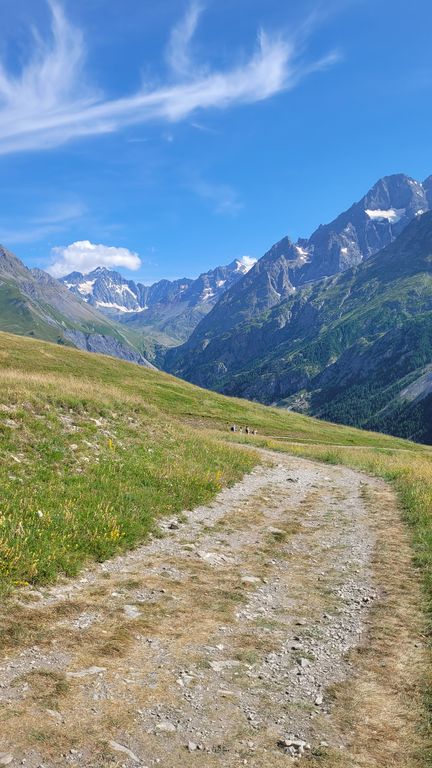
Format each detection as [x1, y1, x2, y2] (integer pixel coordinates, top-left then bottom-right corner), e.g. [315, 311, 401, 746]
[0, 329, 425, 593]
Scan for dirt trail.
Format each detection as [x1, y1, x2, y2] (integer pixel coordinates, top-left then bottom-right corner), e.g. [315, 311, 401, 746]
[0, 451, 427, 767]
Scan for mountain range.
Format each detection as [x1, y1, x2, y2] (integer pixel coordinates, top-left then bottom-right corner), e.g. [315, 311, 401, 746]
[60, 257, 256, 353]
[0, 246, 153, 368]
[2, 172, 432, 443]
[167, 174, 431, 346]
[165, 174, 432, 442]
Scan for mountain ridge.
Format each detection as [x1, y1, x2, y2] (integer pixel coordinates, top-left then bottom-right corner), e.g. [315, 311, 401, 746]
[169, 210, 432, 441]
[0, 245, 154, 368]
[165, 175, 432, 443]
[167, 173, 431, 360]
[61, 257, 256, 347]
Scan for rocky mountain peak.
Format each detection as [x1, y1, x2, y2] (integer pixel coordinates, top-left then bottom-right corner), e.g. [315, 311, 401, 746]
[297, 173, 430, 283]
[0, 244, 29, 278]
[165, 171, 432, 374]
[61, 256, 258, 345]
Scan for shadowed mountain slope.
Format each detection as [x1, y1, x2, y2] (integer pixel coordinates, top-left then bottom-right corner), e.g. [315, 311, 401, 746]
[166, 209, 432, 443]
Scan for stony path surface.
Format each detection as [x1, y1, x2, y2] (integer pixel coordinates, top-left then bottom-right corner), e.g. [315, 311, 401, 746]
[0, 452, 424, 767]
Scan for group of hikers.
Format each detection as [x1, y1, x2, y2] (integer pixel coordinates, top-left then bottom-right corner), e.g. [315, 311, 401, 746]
[230, 424, 257, 435]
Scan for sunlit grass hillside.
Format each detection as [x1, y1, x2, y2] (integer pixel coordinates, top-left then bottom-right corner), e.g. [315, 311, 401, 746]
[0, 330, 430, 594]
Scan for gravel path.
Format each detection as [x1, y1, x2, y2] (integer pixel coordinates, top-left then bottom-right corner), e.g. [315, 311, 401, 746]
[0, 452, 414, 767]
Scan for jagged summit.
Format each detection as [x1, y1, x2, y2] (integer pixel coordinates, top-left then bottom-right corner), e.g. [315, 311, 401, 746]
[61, 256, 257, 344]
[166, 172, 431, 355]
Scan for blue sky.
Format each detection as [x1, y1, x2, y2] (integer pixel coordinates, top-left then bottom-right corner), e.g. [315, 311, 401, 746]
[0, 0, 431, 283]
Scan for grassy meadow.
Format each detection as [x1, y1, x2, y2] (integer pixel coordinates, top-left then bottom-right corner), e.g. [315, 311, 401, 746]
[1, 330, 432, 765]
[0, 329, 431, 599]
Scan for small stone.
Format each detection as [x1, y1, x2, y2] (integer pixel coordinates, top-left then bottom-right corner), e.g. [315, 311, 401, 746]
[209, 660, 240, 673]
[187, 742, 198, 752]
[298, 658, 310, 668]
[155, 721, 176, 733]
[314, 694, 324, 706]
[241, 576, 262, 585]
[108, 742, 140, 763]
[67, 666, 106, 678]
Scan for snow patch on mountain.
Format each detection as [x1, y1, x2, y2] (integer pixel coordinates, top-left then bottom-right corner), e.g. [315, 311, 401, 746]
[295, 245, 309, 260]
[96, 301, 147, 313]
[201, 288, 215, 301]
[76, 279, 97, 295]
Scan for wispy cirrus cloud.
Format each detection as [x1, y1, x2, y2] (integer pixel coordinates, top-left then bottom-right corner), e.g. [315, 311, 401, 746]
[0, 1, 339, 156]
[166, 0, 205, 78]
[192, 179, 243, 216]
[0, 201, 86, 244]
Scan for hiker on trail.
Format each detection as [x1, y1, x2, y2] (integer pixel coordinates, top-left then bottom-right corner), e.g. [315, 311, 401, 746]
[245, 426, 250, 435]
[230, 425, 237, 432]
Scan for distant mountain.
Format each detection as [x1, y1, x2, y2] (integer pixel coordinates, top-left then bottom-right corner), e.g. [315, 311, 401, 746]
[167, 210, 432, 442]
[0, 246, 153, 368]
[166, 174, 432, 443]
[61, 258, 256, 349]
[297, 173, 430, 283]
[167, 174, 430, 359]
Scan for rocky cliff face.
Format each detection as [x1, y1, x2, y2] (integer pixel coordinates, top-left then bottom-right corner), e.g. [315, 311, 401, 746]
[167, 210, 432, 442]
[164, 175, 432, 442]
[166, 173, 431, 373]
[298, 174, 429, 282]
[63, 329, 153, 367]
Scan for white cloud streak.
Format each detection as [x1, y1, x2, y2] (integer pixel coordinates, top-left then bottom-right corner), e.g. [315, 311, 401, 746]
[49, 240, 142, 277]
[237, 255, 257, 271]
[166, 0, 205, 78]
[0, 1, 338, 155]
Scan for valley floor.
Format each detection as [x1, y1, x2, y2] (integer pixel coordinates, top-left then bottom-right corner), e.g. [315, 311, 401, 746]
[0, 451, 426, 767]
